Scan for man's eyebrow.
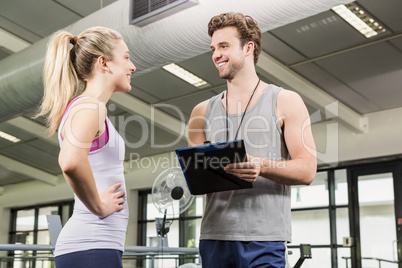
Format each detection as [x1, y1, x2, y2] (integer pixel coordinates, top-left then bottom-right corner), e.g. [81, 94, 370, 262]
[210, 42, 228, 49]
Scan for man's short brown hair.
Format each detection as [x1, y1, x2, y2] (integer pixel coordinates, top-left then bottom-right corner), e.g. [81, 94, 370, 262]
[208, 12, 262, 64]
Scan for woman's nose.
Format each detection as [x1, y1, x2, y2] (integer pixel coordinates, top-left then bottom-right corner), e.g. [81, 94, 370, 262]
[130, 61, 136, 72]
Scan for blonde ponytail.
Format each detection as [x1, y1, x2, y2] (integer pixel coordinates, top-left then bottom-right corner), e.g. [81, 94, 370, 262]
[35, 31, 79, 135]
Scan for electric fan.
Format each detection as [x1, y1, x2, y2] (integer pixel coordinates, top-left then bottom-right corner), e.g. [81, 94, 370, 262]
[152, 167, 194, 246]
[152, 167, 194, 216]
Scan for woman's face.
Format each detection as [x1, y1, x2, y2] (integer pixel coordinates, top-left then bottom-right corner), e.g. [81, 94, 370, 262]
[107, 39, 136, 93]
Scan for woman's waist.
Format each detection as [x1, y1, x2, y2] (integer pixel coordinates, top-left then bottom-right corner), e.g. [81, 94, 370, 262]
[72, 206, 129, 223]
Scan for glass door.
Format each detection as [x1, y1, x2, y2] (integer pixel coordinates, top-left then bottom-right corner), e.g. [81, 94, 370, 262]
[348, 162, 402, 268]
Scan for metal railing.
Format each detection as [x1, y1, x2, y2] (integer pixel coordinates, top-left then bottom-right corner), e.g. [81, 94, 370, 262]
[0, 244, 199, 268]
[342, 256, 400, 268]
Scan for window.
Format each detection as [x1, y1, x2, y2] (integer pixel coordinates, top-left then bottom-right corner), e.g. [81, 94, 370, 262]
[137, 190, 203, 267]
[334, 169, 348, 205]
[291, 171, 329, 208]
[289, 169, 350, 268]
[8, 201, 73, 268]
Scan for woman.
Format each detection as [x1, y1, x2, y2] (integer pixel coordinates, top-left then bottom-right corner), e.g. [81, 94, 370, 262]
[35, 26, 136, 267]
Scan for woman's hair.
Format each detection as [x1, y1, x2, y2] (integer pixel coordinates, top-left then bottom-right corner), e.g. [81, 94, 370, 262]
[35, 26, 122, 135]
[208, 12, 262, 64]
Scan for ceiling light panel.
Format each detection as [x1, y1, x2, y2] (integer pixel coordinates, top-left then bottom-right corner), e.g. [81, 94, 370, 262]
[163, 63, 211, 89]
[332, 3, 387, 38]
[0, 131, 21, 143]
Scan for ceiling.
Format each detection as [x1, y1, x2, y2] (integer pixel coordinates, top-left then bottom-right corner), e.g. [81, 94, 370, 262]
[0, 0, 401, 188]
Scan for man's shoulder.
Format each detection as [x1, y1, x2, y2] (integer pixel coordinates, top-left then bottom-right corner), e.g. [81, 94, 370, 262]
[276, 88, 307, 115]
[191, 98, 211, 119]
[191, 91, 222, 115]
[195, 98, 211, 109]
[277, 88, 302, 102]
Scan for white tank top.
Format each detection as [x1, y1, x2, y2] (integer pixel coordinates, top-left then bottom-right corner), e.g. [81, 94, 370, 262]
[55, 97, 129, 257]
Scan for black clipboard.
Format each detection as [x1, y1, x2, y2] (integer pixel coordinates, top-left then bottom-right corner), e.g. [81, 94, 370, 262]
[175, 139, 253, 195]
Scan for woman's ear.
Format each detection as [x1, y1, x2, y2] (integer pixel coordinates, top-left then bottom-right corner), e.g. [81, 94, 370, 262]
[96, 56, 109, 72]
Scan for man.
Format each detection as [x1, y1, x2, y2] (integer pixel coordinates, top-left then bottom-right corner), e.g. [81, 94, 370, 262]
[187, 12, 317, 267]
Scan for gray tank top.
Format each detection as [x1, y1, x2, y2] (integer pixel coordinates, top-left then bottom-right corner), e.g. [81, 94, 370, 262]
[201, 84, 291, 242]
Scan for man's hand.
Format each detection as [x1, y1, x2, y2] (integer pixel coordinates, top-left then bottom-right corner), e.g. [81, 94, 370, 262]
[224, 154, 261, 182]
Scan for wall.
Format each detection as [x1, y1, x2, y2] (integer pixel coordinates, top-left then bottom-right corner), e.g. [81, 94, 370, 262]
[313, 106, 402, 166]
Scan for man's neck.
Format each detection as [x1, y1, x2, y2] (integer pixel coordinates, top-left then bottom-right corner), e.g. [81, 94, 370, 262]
[226, 72, 260, 98]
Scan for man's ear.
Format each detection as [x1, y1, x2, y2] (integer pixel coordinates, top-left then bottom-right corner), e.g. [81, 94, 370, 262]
[244, 41, 254, 57]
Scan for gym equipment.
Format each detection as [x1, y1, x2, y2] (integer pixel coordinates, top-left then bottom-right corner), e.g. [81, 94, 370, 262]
[294, 244, 312, 268]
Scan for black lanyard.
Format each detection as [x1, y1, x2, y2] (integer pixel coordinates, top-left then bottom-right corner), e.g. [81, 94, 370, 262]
[225, 79, 261, 141]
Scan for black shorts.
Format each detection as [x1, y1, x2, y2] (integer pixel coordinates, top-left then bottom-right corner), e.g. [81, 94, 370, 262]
[199, 240, 287, 268]
[55, 249, 123, 268]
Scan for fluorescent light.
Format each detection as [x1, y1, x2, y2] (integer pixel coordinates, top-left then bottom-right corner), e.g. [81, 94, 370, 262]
[163, 63, 211, 89]
[332, 3, 387, 38]
[0, 131, 21, 143]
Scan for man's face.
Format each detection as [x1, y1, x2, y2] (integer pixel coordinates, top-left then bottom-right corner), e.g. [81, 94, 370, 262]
[210, 26, 246, 81]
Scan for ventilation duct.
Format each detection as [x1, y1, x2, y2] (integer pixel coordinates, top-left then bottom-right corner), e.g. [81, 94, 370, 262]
[130, 0, 199, 27]
[0, 0, 351, 123]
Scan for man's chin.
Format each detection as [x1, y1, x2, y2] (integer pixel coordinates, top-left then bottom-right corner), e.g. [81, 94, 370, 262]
[219, 72, 232, 80]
